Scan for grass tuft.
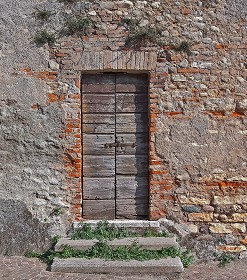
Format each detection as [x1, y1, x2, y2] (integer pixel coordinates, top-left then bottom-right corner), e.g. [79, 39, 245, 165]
[217, 252, 235, 267]
[174, 41, 192, 55]
[25, 221, 194, 268]
[71, 221, 169, 240]
[63, 17, 93, 36]
[125, 26, 162, 48]
[33, 30, 56, 46]
[119, 17, 139, 31]
[27, 241, 194, 267]
[34, 9, 54, 21]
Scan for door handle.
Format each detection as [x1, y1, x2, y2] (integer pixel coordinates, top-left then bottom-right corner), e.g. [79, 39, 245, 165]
[104, 143, 118, 148]
[117, 142, 136, 148]
[105, 142, 136, 148]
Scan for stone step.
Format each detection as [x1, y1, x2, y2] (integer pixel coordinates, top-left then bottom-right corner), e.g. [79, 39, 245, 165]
[73, 220, 160, 233]
[55, 237, 178, 252]
[51, 257, 184, 275]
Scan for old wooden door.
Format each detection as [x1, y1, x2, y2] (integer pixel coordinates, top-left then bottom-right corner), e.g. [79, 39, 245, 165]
[82, 73, 149, 219]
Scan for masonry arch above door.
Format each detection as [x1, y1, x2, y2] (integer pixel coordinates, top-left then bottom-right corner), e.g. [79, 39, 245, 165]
[81, 73, 149, 219]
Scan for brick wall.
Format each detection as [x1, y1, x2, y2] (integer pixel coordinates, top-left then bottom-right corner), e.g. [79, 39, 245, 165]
[1, 0, 246, 255]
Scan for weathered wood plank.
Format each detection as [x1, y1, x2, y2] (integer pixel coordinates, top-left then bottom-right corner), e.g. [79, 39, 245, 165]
[83, 156, 115, 177]
[116, 176, 149, 199]
[116, 155, 148, 175]
[116, 94, 148, 113]
[116, 74, 148, 93]
[116, 113, 148, 133]
[116, 84, 149, 93]
[83, 200, 115, 219]
[116, 198, 148, 219]
[82, 84, 116, 93]
[82, 114, 115, 134]
[83, 135, 115, 155]
[82, 94, 115, 113]
[116, 74, 148, 84]
[83, 178, 115, 200]
[116, 133, 148, 155]
[81, 74, 115, 92]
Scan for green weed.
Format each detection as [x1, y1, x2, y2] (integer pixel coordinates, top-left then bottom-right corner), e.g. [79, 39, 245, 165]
[51, 207, 62, 216]
[25, 221, 194, 268]
[143, 229, 169, 238]
[34, 9, 54, 21]
[217, 252, 235, 267]
[51, 241, 194, 267]
[179, 249, 195, 268]
[25, 235, 60, 264]
[174, 41, 192, 55]
[125, 26, 162, 48]
[27, 240, 194, 267]
[25, 251, 41, 258]
[119, 17, 139, 31]
[71, 221, 169, 240]
[52, 235, 61, 244]
[71, 221, 133, 240]
[33, 30, 56, 46]
[63, 17, 93, 36]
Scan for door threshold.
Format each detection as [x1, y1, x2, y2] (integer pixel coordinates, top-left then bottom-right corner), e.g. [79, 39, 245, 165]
[73, 220, 160, 229]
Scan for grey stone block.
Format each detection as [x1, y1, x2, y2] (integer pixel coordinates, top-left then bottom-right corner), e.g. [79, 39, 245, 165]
[0, 199, 51, 255]
[51, 257, 184, 274]
[55, 237, 178, 252]
[74, 220, 160, 230]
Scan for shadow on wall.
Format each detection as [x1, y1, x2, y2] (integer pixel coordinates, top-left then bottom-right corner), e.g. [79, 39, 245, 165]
[0, 199, 52, 255]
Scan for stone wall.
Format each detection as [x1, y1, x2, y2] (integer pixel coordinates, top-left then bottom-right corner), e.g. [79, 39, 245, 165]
[0, 0, 246, 257]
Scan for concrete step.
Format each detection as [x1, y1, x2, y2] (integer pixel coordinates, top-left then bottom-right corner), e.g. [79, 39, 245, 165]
[51, 257, 184, 275]
[73, 220, 160, 233]
[55, 237, 178, 252]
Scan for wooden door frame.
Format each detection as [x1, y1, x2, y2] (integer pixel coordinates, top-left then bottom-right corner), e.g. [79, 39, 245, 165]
[81, 71, 150, 220]
[63, 51, 170, 222]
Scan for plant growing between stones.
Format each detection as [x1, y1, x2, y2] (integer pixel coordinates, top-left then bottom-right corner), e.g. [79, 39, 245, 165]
[50, 207, 62, 216]
[25, 221, 194, 267]
[125, 26, 162, 48]
[33, 9, 54, 21]
[62, 17, 93, 36]
[217, 252, 235, 267]
[119, 16, 162, 49]
[174, 41, 192, 55]
[52, 235, 61, 244]
[33, 30, 56, 46]
[26, 240, 194, 267]
[71, 221, 170, 240]
[25, 235, 60, 263]
[143, 229, 169, 238]
[119, 17, 140, 31]
[32, 6, 162, 50]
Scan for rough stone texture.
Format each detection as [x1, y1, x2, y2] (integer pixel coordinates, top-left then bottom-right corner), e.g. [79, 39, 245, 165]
[0, 0, 247, 256]
[55, 237, 178, 252]
[0, 200, 52, 255]
[0, 0, 70, 254]
[156, 116, 247, 181]
[51, 257, 184, 274]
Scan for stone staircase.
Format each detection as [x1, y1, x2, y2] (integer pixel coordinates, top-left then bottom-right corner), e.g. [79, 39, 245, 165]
[51, 220, 184, 279]
[54, 236, 178, 252]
